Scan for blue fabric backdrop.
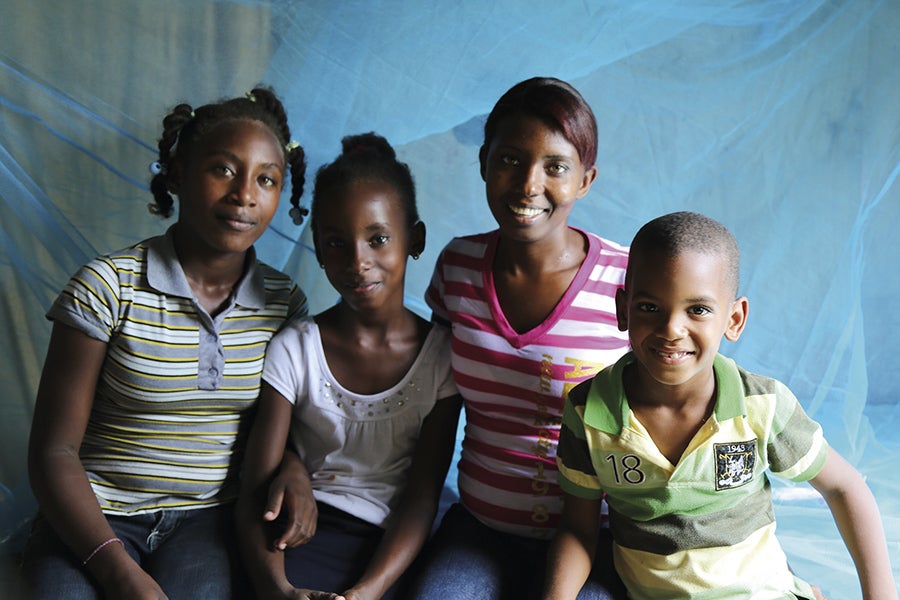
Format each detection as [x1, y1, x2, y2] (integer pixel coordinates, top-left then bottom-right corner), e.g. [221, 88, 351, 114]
[1, 1, 898, 596]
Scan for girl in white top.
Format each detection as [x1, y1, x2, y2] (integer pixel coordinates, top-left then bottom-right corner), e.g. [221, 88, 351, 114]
[236, 132, 461, 600]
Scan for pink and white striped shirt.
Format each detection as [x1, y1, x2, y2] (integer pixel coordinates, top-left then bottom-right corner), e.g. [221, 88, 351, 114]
[426, 227, 630, 539]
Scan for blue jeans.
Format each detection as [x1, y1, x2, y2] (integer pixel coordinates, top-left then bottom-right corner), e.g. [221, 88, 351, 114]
[405, 503, 627, 600]
[21, 505, 248, 599]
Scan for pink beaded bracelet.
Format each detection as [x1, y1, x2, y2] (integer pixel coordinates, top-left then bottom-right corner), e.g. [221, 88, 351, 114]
[82, 537, 124, 566]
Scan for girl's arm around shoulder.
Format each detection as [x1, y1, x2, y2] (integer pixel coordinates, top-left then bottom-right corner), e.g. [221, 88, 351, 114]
[808, 447, 897, 600]
[235, 381, 315, 598]
[341, 394, 463, 600]
[28, 322, 167, 598]
[543, 493, 604, 600]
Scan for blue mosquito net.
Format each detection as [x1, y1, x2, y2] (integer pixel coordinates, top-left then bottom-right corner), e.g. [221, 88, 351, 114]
[1, 2, 898, 596]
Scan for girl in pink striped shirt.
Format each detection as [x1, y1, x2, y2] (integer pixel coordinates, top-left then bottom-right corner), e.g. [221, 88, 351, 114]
[407, 77, 630, 600]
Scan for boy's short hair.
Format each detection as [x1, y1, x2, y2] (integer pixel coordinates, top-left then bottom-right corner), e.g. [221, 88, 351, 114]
[628, 211, 741, 297]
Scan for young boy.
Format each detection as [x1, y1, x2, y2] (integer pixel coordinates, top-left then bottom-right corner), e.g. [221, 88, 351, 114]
[543, 212, 895, 599]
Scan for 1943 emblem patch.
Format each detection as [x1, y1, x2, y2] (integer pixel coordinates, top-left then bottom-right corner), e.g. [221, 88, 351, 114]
[714, 440, 756, 490]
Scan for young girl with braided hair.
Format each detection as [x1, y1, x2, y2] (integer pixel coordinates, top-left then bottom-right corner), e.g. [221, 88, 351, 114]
[235, 132, 462, 600]
[24, 87, 309, 599]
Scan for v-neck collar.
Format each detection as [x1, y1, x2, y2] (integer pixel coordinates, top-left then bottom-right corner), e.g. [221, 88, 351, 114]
[483, 226, 597, 349]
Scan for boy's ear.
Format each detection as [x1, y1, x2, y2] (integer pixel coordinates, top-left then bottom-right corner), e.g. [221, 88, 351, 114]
[410, 220, 426, 259]
[724, 296, 749, 342]
[615, 287, 629, 332]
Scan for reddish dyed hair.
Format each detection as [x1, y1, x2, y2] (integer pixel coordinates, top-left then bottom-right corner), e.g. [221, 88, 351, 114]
[482, 77, 598, 169]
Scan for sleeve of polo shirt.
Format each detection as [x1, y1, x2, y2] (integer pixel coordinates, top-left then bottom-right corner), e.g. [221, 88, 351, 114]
[46, 256, 120, 342]
[766, 378, 830, 482]
[557, 380, 605, 499]
[286, 280, 309, 320]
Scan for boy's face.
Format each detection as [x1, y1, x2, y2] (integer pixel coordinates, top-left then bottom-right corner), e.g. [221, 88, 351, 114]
[616, 249, 748, 391]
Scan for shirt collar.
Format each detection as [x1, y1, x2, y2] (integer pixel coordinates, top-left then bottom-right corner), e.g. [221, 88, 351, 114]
[146, 226, 266, 309]
[584, 352, 747, 434]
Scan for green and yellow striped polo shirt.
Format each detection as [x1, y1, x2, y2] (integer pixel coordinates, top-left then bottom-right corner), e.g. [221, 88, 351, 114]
[558, 352, 827, 599]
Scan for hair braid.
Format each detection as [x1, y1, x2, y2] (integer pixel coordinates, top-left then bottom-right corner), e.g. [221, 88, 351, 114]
[250, 87, 308, 223]
[286, 145, 308, 224]
[149, 103, 194, 218]
[250, 88, 290, 144]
